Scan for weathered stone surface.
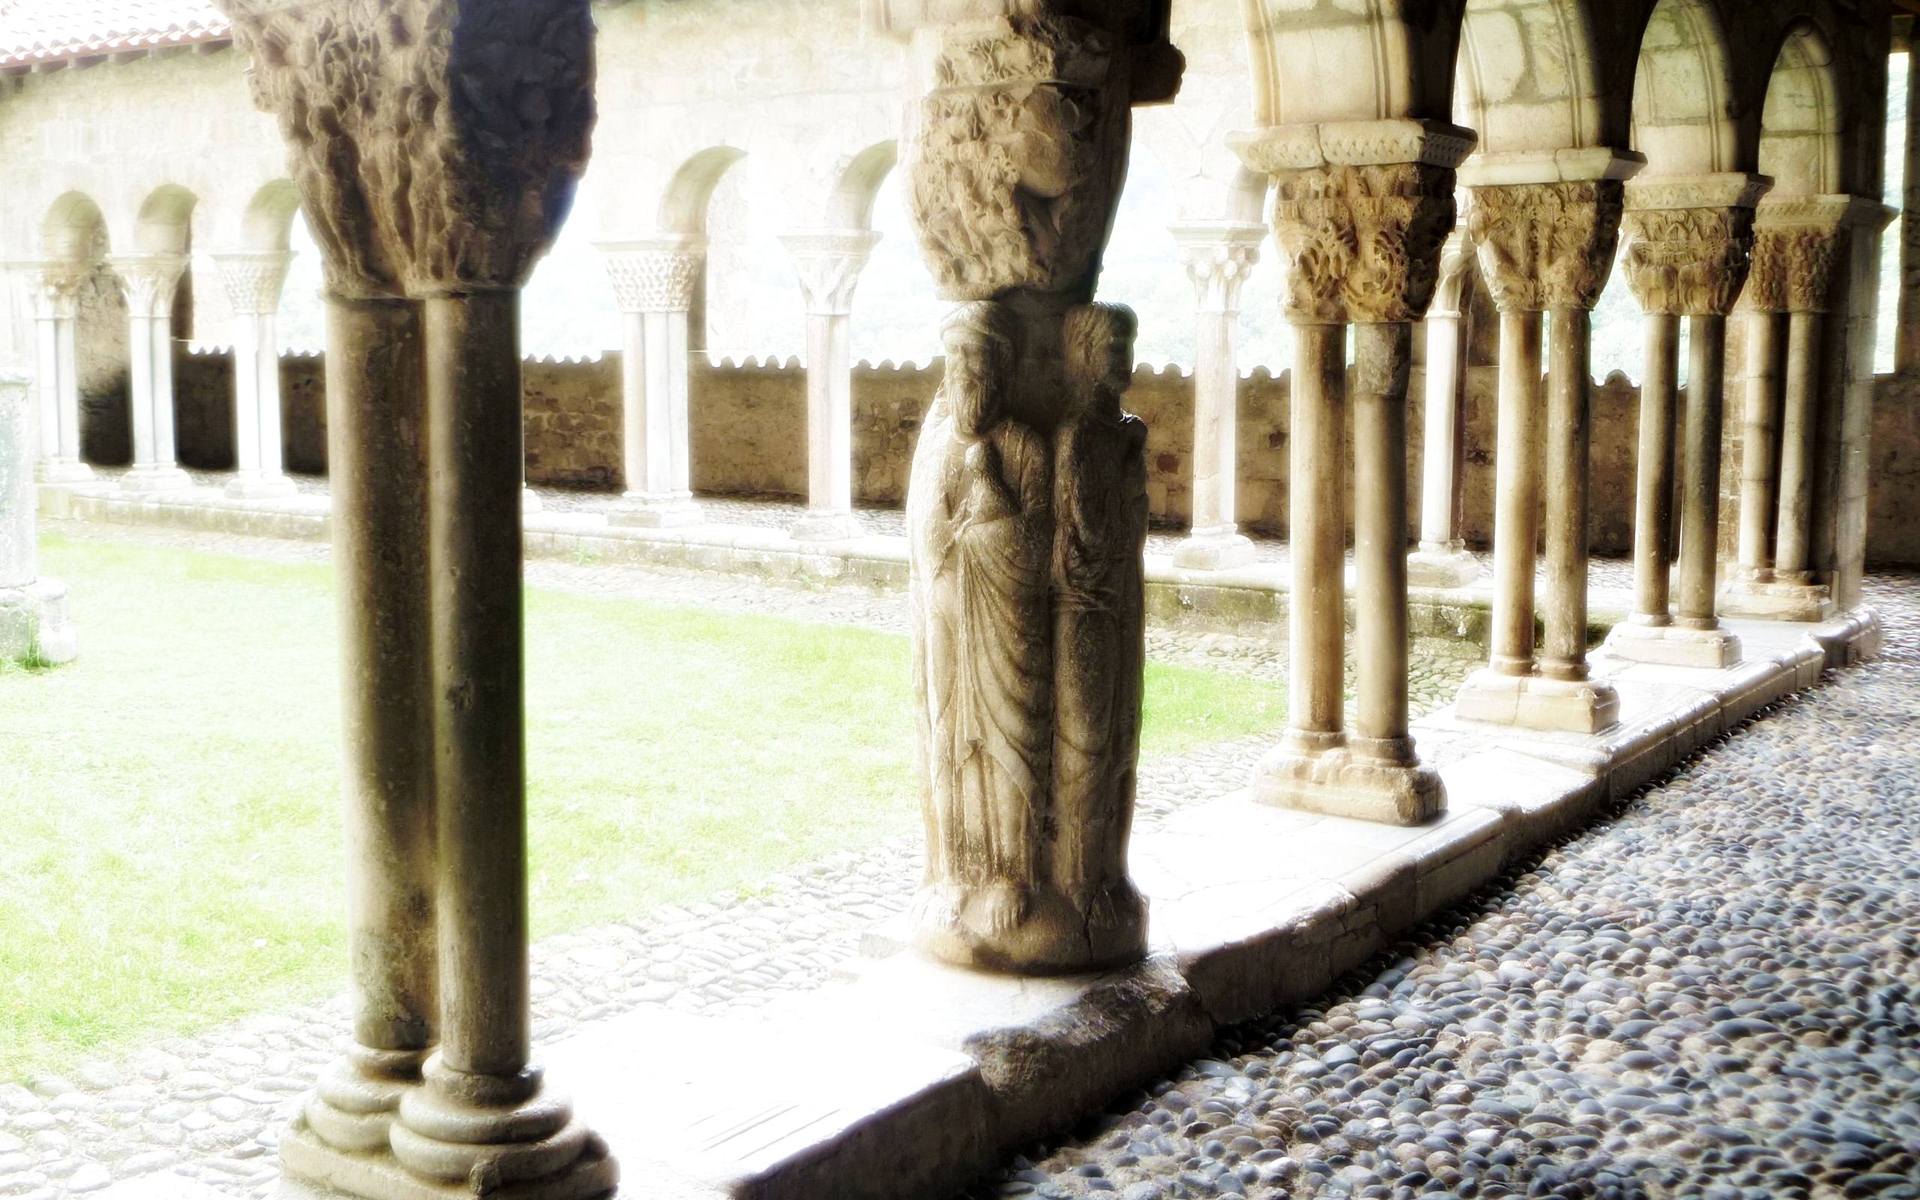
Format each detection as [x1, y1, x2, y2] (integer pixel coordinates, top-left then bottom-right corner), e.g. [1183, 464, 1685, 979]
[0, 371, 78, 665]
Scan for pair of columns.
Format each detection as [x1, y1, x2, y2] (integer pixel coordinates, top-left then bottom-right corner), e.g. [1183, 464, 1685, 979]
[27, 253, 294, 496]
[1721, 197, 1851, 624]
[1229, 119, 1473, 824]
[1602, 174, 1770, 667]
[599, 231, 879, 539]
[1451, 154, 1638, 734]
[218, 0, 617, 1197]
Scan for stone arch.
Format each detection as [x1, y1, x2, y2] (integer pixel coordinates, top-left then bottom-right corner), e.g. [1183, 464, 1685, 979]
[239, 180, 303, 253]
[1629, 0, 1739, 176]
[1239, 2, 1462, 126]
[659, 146, 748, 237]
[41, 192, 111, 262]
[1757, 20, 1843, 197]
[1454, 0, 1610, 156]
[824, 141, 900, 232]
[42, 193, 130, 467]
[133, 185, 198, 255]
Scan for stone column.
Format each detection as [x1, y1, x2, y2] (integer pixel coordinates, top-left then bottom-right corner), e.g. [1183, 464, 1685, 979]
[214, 251, 298, 499]
[111, 253, 192, 492]
[782, 229, 880, 542]
[1899, 44, 1920, 375]
[1603, 174, 1764, 666]
[1, 371, 78, 665]
[1232, 119, 1470, 823]
[1454, 157, 1634, 733]
[218, 1, 617, 1196]
[1720, 196, 1848, 623]
[600, 237, 704, 527]
[875, 0, 1183, 971]
[1169, 222, 1263, 570]
[27, 262, 93, 483]
[1408, 229, 1480, 588]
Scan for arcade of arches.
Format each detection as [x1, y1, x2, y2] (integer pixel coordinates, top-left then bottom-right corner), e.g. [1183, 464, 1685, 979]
[0, 1, 1914, 1199]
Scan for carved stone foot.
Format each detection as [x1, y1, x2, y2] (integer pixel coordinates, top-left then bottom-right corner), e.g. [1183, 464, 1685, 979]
[1454, 668, 1622, 734]
[912, 880, 1147, 976]
[0, 579, 77, 665]
[226, 475, 300, 501]
[1252, 739, 1445, 826]
[1601, 619, 1742, 669]
[1172, 526, 1256, 571]
[1719, 578, 1834, 623]
[121, 465, 194, 493]
[608, 493, 701, 528]
[1406, 545, 1480, 589]
[790, 510, 864, 542]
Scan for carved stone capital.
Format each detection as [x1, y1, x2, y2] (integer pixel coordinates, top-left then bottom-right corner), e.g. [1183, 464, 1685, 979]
[899, 7, 1176, 302]
[24, 260, 89, 320]
[598, 238, 706, 314]
[109, 254, 187, 319]
[1466, 180, 1624, 313]
[1746, 195, 1854, 314]
[1618, 174, 1768, 317]
[217, 0, 595, 300]
[1170, 222, 1264, 316]
[781, 230, 882, 317]
[212, 251, 295, 317]
[1268, 162, 1458, 325]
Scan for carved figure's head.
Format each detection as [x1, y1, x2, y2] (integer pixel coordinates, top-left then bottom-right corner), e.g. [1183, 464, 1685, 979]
[941, 301, 1019, 436]
[1063, 302, 1137, 397]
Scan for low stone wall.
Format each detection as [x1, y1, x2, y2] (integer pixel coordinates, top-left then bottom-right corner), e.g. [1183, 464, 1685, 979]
[164, 346, 1920, 567]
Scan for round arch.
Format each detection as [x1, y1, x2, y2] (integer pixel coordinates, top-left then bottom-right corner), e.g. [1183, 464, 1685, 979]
[133, 185, 198, 255]
[1629, 0, 1739, 176]
[1757, 20, 1843, 197]
[239, 180, 302, 253]
[41, 192, 111, 262]
[1455, 0, 1609, 156]
[824, 141, 899, 232]
[659, 146, 747, 237]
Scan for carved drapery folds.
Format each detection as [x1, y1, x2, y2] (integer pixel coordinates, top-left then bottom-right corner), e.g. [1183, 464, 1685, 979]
[600, 238, 704, 314]
[1619, 175, 1768, 317]
[880, 0, 1176, 973]
[1746, 197, 1852, 315]
[1467, 181, 1623, 313]
[221, 0, 594, 299]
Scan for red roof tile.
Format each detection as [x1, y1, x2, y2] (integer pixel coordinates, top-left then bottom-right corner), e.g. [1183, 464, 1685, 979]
[0, 0, 230, 69]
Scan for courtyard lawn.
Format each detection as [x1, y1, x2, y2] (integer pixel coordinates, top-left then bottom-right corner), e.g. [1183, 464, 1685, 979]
[0, 533, 1284, 1079]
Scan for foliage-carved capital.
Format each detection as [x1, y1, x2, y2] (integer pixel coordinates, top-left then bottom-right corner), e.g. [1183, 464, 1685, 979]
[1465, 181, 1623, 313]
[1269, 162, 1457, 325]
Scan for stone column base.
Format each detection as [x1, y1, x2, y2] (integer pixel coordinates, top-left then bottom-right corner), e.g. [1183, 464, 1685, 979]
[1173, 526, 1257, 571]
[1252, 740, 1445, 826]
[1407, 545, 1480, 589]
[790, 510, 864, 542]
[280, 1119, 617, 1200]
[37, 460, 94, 484]
[1454, 669, 1621, 734]
[0, 578, 78, 666]
[121, 465, 194, 493]
[1600, 620, 1741, 669]
[608, 493, 701, 529]
[911, 878, 1147, 976]
[1719, 577, 1834, 623]
[226, 475, 300, 501]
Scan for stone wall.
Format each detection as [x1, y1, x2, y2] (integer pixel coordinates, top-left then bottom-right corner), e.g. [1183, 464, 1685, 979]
[163, 346, 1920, 567]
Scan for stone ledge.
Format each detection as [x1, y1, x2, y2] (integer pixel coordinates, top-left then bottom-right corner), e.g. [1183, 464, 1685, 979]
[113, 610, 1874, 1200]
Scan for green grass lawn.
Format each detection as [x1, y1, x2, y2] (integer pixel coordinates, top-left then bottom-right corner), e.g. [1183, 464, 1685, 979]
[0, 533, 1284, 1079]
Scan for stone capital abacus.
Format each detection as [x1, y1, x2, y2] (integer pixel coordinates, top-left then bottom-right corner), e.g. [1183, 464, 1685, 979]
[1465, 179, 1627, 314]
[1170, 222, 1265, 316]
[109, 253, 187, 319]
[599, 237, 706, 314]
[1619, 173, 1770, 317]
[212, 251, 295, 317]
[1746, 195, 1854, 315]
[780, 229, 881, 317]
[220, 0, 594, 301]
[1232, 119, 1475, 326]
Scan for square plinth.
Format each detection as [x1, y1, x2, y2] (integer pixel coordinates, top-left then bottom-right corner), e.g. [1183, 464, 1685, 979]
[1719, 580, 1835, 624]
[1601, 621, 1742, 670]
[1406, 547, 1481, 589]
[1172, 530, 1257, 571]
[609, 496, 702, 529]
[1252, 743, 1446, 826]
[0, 578, 77, 665]
[1454, 668, 1621, 735]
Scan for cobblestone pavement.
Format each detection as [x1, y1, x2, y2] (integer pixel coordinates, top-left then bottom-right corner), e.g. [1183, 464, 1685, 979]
[968, 573, 1920, 1200]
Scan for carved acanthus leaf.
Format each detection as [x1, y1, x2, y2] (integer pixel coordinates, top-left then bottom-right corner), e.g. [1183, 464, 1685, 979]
[110, 254, 188, 319]
[1466, 181, 1623, 313]
[216, 0, 595, 299]
[1620, 206, 1754, 317]
[1269, 163, 1456, 325]
[782, 231, 882, 317]
[1746, 224, 1844, 314]
[1170, 224, 1263, 316]
[27, 261, 91, 320]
